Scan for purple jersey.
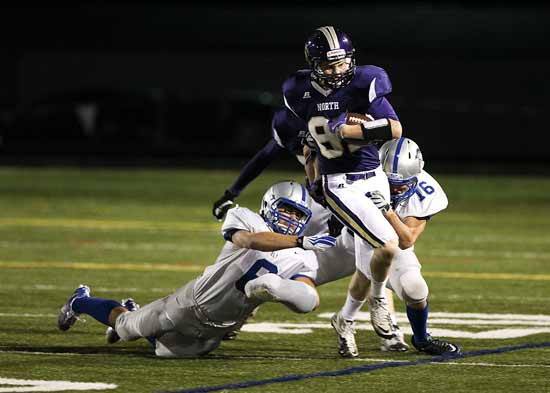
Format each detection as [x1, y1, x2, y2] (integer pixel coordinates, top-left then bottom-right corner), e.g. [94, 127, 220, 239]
[272, 108, 308, 157]
[282, 65, 398, 174]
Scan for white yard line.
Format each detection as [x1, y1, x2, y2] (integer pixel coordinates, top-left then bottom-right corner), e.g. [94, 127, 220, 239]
[1, 351, 549, 369]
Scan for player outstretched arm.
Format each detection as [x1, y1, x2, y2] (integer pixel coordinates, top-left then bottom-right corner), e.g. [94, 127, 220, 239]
[229, 229, 336, 252]
[212, 139, 284, 220]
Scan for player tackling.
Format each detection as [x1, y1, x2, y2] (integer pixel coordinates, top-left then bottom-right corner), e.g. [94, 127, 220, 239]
[331, 137, 462, 357]
[57, 181, 336, 357]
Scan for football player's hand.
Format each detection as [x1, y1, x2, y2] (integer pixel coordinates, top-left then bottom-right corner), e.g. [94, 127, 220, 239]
[305, 178, 326, 207]
[212, 190, 236, 221]
[299, 234, 337, 251]
[327, 112, 347, 134]
[366, 191, 391, 214]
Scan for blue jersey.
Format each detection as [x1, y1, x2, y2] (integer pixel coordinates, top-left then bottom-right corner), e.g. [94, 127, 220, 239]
[282, 65, 398, 174]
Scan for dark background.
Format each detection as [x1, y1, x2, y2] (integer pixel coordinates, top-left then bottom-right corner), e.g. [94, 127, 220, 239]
[0, 2, 548, 172]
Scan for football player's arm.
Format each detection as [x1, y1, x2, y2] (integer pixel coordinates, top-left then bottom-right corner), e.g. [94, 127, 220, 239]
[383, 212, 427, 249]
[212, 139, 284, 220]
[337, 97, 402, 143]
[231, 230, 300, 251]
[303, 144, 327, 207]
[226, 229, 336, 252]
[303, 145, 317, 185]
[227, 139, 285, 197]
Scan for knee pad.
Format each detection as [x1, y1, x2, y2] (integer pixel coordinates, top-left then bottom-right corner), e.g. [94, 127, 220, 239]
[399, 270, 429, 305]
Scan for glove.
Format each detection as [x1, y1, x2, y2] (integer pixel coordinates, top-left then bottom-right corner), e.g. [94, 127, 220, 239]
[212, 190, 236, 221]
[298, 234, 337, 251]
[366, 190, 391, 214]
[327, 215, 345, 237]
[327, 112, 348, 134]
[305, 178, 326, 207]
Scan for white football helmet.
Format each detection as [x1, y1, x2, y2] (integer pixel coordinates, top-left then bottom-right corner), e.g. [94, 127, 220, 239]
[379, 137, 425, 203]
[259, 180, 312, 236]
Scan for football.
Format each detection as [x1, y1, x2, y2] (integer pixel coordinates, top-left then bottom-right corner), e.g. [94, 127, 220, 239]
[345, 112, 374, 125]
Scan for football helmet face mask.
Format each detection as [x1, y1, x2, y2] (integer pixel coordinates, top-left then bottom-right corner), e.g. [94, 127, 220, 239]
[259, 181, 312, 236]
[379, 138, 425, 204]
[304, 26, 356, 90]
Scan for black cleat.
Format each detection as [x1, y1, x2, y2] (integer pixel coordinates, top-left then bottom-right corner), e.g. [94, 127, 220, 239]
[412, 334, 462, 356]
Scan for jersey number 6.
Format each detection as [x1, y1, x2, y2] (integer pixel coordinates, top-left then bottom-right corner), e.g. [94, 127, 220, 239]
[235, 259, 278, 292]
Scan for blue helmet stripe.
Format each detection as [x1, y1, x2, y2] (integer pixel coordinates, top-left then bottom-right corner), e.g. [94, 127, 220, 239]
[392, 137, 406, 173]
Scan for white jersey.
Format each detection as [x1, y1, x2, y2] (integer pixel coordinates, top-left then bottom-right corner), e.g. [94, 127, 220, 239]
[393, 170, 448, 220]
[192, 206, 317, 325]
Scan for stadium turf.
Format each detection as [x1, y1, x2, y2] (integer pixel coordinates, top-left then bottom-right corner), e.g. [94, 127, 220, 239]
[0, 167, 549, 393]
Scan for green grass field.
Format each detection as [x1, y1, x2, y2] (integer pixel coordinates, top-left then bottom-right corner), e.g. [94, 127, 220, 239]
[1, 167, 549, 393]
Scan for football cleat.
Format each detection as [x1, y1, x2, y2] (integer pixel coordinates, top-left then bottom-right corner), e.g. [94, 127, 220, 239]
[57, 284, 90, 331]
[380, 324, 409, 352]
[106, 298, 140, 344]
[368, 296, 395, 339]
[222, 330, 239, 341]
[330, 311, 358, 358]
[412, 334, 462, 356]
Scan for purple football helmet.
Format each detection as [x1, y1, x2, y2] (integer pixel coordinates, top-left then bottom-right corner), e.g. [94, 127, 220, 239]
[304, 26, 356, 89]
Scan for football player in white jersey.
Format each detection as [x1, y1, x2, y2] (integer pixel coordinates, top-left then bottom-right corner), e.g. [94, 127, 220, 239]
[57, 181, 336, 358]
[331, 138, 461, 357]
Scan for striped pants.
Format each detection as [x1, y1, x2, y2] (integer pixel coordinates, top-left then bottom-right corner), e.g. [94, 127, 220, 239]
[322, 166, 398, 254]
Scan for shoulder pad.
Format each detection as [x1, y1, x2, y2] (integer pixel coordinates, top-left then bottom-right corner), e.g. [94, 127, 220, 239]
[282, 70, 310, 114]
[354, 65, 393, 103]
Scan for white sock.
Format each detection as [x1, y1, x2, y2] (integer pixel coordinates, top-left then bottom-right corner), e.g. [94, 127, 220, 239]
[370, 279, 388, 299]
[340, 292, 366, 321]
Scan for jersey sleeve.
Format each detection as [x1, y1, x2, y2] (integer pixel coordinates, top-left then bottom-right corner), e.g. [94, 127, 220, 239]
[221, 207, 265, 239]
[354, 65, 393, 103]
[271, 108, 308, 156]
[368, 66, 392, 103]
[396, 172, 449, 219]
[282, 74, 301, 118]
[368, 97, 399, 121]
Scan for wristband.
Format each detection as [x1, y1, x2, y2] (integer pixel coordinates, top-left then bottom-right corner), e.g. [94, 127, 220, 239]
[360, 118, 392, 142]
[296, 236, 304, 249]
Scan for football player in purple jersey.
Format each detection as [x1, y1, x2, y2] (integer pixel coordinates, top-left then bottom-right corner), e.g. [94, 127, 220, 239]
[288, 26, 404, 346]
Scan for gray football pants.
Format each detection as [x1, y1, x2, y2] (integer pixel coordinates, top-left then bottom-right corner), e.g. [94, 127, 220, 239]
[115, 279, 223, 358]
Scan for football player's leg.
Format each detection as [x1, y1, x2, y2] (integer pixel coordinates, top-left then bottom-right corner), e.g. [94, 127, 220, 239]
[387, 249, 429, 341]
[115, 296, 174, 342]
[244, 273, 319, 313]
[314, 229, 356, 286]
[155, 331, 221, 358]
[323, 173, 399, 299]
[58, 284, 127, 331]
